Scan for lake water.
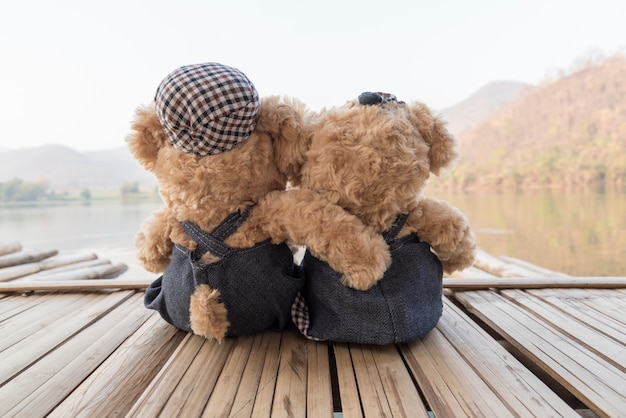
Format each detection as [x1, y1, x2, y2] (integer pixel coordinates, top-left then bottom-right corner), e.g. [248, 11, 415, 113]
[436, 185, 626, 276]
[0, 200, 164, 277]
[1, 186, 625, 277]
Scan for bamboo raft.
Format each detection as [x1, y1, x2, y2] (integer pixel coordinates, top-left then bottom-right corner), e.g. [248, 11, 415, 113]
[0, 240, 625, 417]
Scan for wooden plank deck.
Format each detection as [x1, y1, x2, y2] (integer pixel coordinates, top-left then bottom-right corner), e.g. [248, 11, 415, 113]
[0, 243, 625, 417]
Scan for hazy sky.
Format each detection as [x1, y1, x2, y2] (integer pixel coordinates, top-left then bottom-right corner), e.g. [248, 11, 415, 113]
[1, 0, 624, 151]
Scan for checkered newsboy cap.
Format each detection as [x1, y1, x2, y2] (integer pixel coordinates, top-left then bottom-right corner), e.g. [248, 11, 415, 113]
[154, 62, 260, 156]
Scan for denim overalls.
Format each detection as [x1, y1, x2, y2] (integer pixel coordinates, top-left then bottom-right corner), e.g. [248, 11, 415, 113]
[292, 214, 443, 345]
[144, 207, 305, 337]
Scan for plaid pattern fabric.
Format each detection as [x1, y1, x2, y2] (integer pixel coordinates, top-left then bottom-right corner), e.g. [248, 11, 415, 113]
[291, 292, 324, 341]
[155, 62, 260, 156]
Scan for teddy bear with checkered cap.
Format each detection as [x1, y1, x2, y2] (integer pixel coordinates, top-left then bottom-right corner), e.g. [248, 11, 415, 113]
[128, 63, 391, 341]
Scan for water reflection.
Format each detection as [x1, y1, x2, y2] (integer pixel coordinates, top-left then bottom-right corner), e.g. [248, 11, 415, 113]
[2, 187, 625, 277]
[0, 200, 163, 251]
[434, 185, 626, 276]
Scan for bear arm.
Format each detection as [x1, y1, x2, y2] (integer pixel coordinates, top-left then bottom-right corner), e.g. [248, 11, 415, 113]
[256, 189, 392, 290]
[135, 207, 176, 273]
[404, 197, 477, 273]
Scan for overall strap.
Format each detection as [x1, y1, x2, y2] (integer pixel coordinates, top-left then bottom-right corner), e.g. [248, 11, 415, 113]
[210, 205, 253, 240]
[181, 206, 254, 259]
[382, 213, 409, 243]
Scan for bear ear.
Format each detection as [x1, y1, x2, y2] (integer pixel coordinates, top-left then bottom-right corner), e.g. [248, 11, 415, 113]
[255, 96, 312, 184]
[126, 103, 168, 172]
[407, 102, 459, 176]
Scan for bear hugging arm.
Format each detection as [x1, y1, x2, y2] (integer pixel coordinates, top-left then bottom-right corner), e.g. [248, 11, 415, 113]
[403, 196, 477, 274]
[135, 207, 176, 273]
[252, 188, 392, 291]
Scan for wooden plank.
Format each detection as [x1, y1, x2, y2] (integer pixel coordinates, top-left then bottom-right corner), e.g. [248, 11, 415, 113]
[434, 298, 578, 417]
[0, 278, 153, 293]
[402, 328, 515, 418]
[0, 252, 99, 281]
[333, 343, 363, 418]
[162, 337, 235, 417]
[501, 289, 626, 372]
[50, 314, 185, 417]
[248, 331, 283, 418]
[125, 332, 207, 416]
[0, 293, 94, 352]
[371, 344, 429, 418]
[306, 339, 334, 418]
[528, 289, 626, 344]
[443, 276, 626, 290]
[539, 287, 626, 305]
[200, 336, 255, 417]
[1, 293, 152, 417]
[574, 289, 626, 325]
[349, 344, 394, 417]
[455, 290, 626, 417]
[0, 290, 133, 384]
[230, 332, 281, 417]
[0, 241, 21, 256]
[0, 249, 58, 269]
[0, 294, 48, 322]
[400, 334, 470, 417]
[271, 329, 308, 418]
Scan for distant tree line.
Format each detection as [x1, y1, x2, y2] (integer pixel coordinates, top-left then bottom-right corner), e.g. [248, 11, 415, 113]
[0, 178, 147, 202]
[0, 178, 50, 202]
[120, 181, 140, 195]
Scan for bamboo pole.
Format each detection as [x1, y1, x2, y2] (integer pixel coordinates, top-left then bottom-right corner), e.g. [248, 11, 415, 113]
[0, 278, 153, 293]
[2, 275, 625, 293]
[0, 249, 58, 269]
[12, 260, 113, 283]
[499, 255, 570, 278]
[24, 262, 129, 282]
[0, 263, 40, 282]
[443, 276, 626, 290]
[472, 248, 535, 277]
[446, 266, 498, 279]
[34, 258, 111, 277]
[0, 241, 22, 256]
[0, 253, 99, 282]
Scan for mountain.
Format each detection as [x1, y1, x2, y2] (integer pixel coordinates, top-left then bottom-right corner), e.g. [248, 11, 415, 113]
[10, 56, 621, 195]
[0, 144, 154, 191]
[439, 81, 530, 136]
[84, 147, 154, 184]
[434, 53, 626, 189]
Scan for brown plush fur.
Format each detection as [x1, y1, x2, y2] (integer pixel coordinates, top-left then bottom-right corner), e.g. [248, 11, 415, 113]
[128, 97, 391, 341]
[189, 285, 230, 340]
[282, 98, 476, 273]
